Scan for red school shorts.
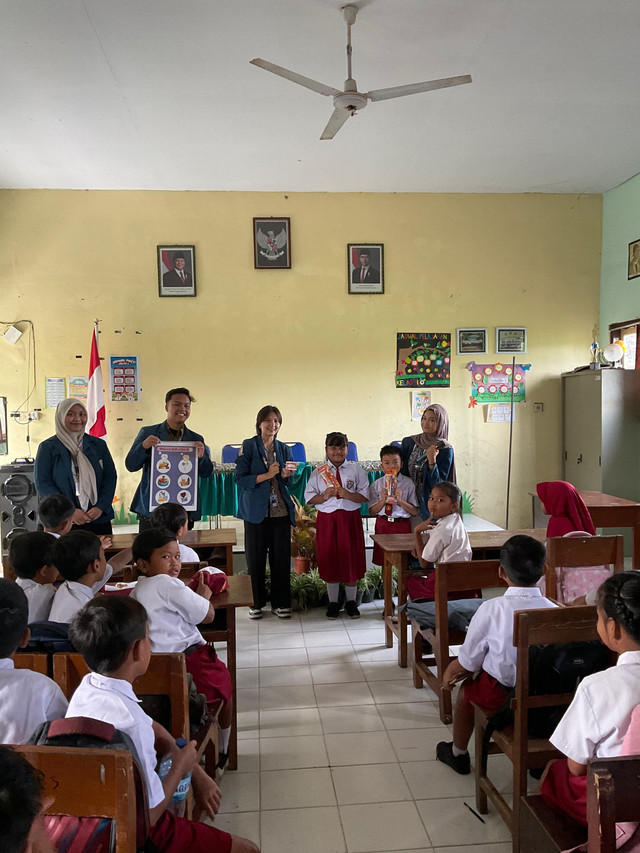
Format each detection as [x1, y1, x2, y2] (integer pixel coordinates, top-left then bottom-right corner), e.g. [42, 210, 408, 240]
[184, 643, 232, 706]
[372, 515, 412, 566]
[540, 758, 588, 826]
[149, 809, 233, 853]
[461, 670, 511, 714]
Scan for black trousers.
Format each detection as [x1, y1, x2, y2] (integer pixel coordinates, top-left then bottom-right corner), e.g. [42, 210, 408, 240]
[244, 516, 291, 610]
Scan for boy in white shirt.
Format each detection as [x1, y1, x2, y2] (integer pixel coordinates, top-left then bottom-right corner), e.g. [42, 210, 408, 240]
[369, 445, 419, 567]
[130, 528, 234, 773]
[48, 531, 112, 623]
[149, 502, 200, 563]
[38, 493, 75, 538]
[66, 595, 258, 853]
[436, 535, 556, 774]
[0, 580, 68, 745]
[9, 533, 58, 623]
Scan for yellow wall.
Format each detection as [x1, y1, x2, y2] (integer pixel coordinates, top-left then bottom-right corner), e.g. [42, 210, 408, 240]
[0, 189, 602, 527]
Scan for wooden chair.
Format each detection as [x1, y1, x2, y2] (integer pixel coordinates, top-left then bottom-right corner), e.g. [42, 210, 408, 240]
[519, 754, 640, 853]
[544, 534, 624, 603]
[16, 743, 140, 853]
[473, 605, 605, 853]
[411, 559, 506, 723]
[13, 651, 51, 676]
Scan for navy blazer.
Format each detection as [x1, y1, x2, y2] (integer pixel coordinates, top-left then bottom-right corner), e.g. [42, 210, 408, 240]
[125, 422, 213, 518]
[234, 435, 295, 525]
[400, 435, 454, 519]
[34, 434, 117, 522]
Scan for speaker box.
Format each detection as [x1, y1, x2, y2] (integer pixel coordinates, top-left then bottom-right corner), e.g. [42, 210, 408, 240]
[1, 462, 39, 554]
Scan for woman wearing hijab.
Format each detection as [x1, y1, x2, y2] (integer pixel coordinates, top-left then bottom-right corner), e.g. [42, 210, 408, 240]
[34, 398, 117, 534]
[536, 480, 596, 538]
[401, 404, 456, 520]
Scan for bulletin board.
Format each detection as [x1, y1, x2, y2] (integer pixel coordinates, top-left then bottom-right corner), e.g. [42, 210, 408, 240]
[395, 333, 451, 388]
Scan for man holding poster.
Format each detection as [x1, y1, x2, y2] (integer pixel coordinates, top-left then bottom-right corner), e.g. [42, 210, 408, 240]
[125, 387, 213, 530]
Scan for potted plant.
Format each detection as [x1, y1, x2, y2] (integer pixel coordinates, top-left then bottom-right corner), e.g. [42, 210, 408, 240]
[358, 573, 377, 604]
[291, 569, 321, 611]
[291, 498, 317, 574]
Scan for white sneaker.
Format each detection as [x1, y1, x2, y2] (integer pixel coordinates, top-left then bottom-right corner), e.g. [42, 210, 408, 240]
[249, 607, 263, 620]
[272, 607, 292, 618]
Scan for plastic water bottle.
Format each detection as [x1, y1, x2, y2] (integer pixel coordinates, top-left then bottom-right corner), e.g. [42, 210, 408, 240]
[172, 738, 192, 818]
[157, 738, 192, 817]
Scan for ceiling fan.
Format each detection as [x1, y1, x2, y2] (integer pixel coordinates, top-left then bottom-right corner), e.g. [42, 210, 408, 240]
[250, 5, 472, 140]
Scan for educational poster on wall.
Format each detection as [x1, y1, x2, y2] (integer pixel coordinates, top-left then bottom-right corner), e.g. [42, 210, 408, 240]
[109, 356, 141, 402]
[149, 442, 198, 512]
[467, 362, 531, 407]
[396, 333, 451, 388]
[45, 377, 66, 408]
[68, 377, 88, 402]
[411, 391, 432, 420]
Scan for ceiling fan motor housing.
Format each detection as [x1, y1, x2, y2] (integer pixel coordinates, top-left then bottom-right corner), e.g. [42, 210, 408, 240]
[334, 79, 367, 113]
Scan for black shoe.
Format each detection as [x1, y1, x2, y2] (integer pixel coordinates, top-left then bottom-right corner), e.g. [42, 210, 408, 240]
[326, 602, 341, 619]
[216, 751, 229, 779]
[345, 600, 360, 619]
[436, 741, 470, 775]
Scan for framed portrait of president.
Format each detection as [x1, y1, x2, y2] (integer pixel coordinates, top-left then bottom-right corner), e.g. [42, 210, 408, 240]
[348, 243, 384, 294]
[158, 245, 196, 297]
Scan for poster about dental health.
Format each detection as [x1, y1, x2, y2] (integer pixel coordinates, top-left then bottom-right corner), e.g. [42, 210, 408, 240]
[149, 442, 198, 512]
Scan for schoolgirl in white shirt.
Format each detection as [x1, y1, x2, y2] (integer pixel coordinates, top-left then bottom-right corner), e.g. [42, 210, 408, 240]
[304, 432, 368, 619]
[541, 571, 640, 826]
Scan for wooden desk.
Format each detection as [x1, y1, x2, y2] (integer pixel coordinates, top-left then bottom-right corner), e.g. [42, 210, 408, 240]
[105, 528, 236, 575]
[373, 528, 547, 668]
[530, 489, 640, 569]
[204, 574, 253, 771]
[579, 491, 640, 569]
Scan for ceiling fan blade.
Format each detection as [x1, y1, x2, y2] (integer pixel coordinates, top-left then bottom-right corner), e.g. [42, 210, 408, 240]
[250, 58, 341, 97]
[366, 74, 472, 102]
[320, 108, 351, 140]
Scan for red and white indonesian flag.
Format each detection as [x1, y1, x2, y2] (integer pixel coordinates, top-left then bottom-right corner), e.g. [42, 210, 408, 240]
[87, 321, 107, 439]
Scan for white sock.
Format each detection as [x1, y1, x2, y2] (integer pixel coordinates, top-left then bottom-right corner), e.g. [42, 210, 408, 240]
[327, 583, 340, 603]
[452, 745, 468, 757]
[345, 584, 357, 602]
[219, 726, 231, 754]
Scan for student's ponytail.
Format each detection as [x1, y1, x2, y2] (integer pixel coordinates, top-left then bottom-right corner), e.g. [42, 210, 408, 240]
[598, 571, 640, 644]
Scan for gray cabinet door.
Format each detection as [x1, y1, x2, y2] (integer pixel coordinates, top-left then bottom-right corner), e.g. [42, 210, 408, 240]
[562, 373, 602, 490]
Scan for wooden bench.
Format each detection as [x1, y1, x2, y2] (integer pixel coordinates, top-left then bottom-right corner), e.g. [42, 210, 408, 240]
[473, 605, 605, 853]
[544, 534, 624, 603]
[411, 559, 506, 724]
[16, 743, 141, 853]
[519, 754, 640, 853]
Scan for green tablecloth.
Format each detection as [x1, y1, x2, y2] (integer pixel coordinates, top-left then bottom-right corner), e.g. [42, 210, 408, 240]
[199, 463, 384, 518]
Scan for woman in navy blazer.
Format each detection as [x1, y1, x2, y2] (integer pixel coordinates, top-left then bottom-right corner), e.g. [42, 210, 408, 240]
[34, 398, 117, 534]
[234, 405, 296, 619]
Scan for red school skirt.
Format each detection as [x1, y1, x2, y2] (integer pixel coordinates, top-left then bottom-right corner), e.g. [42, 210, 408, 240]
[316, 509, 366, 584]
[184, 643, 232, 706]
[372, 515, 412, 566]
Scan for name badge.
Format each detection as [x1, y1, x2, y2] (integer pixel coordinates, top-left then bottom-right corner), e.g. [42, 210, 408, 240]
[346, 479, 355, 491]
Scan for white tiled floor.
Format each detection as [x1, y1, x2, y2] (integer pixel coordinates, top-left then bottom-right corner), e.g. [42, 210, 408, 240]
[212, 600, 514, 853]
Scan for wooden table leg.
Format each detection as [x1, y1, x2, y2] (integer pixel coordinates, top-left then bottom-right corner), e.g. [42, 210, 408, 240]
[383, 554, 393, 648]
[397, 556, 408, 668]
[226, 607, 238, 771]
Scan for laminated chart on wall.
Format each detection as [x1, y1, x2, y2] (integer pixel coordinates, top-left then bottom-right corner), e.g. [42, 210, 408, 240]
[395, 333, 451, 388]
[109, 356, 140, 402]
[467, 362, 530, 407]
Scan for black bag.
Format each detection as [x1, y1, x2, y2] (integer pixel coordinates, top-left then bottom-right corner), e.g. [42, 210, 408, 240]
[22, 621, 75, 653]
[485, 640, 610, 748]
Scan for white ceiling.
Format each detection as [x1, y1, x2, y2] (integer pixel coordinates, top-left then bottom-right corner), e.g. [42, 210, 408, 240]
[2, 0, 640, 193]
